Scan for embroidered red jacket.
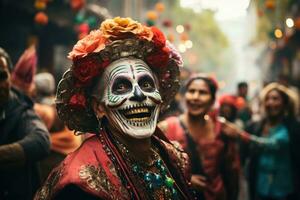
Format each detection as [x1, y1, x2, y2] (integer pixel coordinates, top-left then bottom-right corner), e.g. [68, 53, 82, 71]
[34, 128, 194, 200]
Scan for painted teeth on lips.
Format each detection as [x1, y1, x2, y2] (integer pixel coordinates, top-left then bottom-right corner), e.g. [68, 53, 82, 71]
[125, 107, 149, 115]
[128, 117, 150, 122]
[124, 103, 149, 110]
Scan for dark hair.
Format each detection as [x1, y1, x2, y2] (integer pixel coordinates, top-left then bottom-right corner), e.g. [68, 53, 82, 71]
[220, 103, 238, 122]
[0, 47, 13, 72]
[184, 75, 218, 102]
[237, 81, 248, 89]
[274, 89, 289, 105]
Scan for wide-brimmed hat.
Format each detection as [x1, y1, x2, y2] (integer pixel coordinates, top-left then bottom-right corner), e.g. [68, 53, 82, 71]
[56, 17, 183, 133]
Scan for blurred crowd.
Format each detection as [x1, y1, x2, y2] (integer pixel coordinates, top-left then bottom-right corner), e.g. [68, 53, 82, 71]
[1, 45, 299, 200]
[159, 73, 300, 200]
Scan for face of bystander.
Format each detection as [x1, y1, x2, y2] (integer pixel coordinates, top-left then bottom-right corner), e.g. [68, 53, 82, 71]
[0, 56, 11, 107]
[220, 103, 237, 122]
[238, 85, 248, 99]
[185, 79, 213, 117]
[264, 89, 285, 118]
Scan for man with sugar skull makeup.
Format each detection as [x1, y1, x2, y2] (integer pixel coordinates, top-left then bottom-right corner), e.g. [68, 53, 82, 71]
[35, 17, 195, 200]
[96, 58, 162, 139]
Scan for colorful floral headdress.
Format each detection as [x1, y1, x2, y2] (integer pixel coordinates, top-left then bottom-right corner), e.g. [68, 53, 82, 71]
[56, 17, 183, 133]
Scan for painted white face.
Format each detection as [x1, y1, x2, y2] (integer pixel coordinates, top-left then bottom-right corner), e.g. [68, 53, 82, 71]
[100, 58, 162, 139]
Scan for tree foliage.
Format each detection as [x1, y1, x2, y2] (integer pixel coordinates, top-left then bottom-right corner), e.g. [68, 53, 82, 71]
[162, 0, 229, 72]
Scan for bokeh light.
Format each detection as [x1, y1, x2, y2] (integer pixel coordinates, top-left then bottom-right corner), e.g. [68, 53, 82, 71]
[274, 28, 283, 39]
[286, 18, 294, 28]
[176, 25, 185, 33]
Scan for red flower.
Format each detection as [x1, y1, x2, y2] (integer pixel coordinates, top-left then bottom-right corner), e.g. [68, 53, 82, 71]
[73, 55, 111, 86]
[150, 26, 166, 48]
[73, 56, 101, 85]
[146, 46, 170, 68]
[146, 27, 169, 68]
[69, 93, 86, 108]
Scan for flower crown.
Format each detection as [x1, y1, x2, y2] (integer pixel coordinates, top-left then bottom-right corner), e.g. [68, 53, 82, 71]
[68, 17, 182, 86]
[56, 17, 183, 133]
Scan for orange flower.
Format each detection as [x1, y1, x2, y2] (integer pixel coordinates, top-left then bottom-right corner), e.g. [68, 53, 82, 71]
[100, 17, 153, 41]
[68, 30, 106, 59]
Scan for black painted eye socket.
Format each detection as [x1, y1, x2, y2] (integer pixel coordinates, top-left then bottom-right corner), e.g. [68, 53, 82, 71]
[139, 75, 155, 92]
[112, 77, 132, 95]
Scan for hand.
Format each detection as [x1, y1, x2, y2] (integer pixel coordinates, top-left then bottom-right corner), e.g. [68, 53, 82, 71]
[191, 174, 207, 191]
[220, 120, 241, 139]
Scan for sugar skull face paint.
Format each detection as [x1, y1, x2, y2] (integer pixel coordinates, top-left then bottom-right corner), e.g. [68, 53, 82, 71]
[100, 58, 162, 139]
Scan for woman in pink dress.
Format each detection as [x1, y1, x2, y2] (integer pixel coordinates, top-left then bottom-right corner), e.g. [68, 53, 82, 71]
[159, 75, 240, 200]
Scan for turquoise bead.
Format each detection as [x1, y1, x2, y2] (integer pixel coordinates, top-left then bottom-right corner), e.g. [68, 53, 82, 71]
[154, 174, 163, 186]
[160, 166, 167, 175]
[144, 172, 152, 182]
[156, 159, 163, 167]
[165, 177, 175, 188]
[172, 188, 178, 196]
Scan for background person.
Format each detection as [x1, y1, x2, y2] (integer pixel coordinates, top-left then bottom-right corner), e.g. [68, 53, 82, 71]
[222, 82, 300, 200]
[159, 74, 240, 200]
[218, 94, 244, 128]
[236, 81, 252, 127]
[33, 72, 82, 181]
[0, 47, 50, 200]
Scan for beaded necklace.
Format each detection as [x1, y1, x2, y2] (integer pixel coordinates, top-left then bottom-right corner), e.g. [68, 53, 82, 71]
[114, 138, 180, 200]
[98, 131, 136, 199]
